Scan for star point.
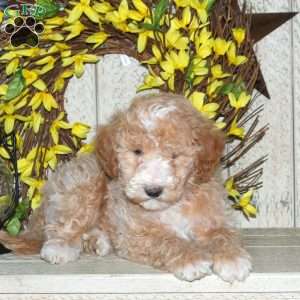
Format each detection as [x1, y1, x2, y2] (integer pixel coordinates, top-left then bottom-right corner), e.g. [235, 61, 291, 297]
[230, 0, 297, 98]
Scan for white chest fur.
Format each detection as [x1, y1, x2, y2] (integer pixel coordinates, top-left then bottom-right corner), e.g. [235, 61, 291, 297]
[159, 204, 192, 240]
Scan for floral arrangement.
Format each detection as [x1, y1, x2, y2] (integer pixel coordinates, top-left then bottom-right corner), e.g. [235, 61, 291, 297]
[0, 0, 267, 234]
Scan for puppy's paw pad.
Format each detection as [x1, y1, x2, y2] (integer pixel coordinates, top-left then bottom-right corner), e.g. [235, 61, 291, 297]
[174, 259, 213, 282]
[40, 241, 80, 264]
[213, 254, 252, 283]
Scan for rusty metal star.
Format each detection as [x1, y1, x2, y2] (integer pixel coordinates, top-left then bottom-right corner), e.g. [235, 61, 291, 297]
[231, 0, 297, 98]
[250, 12, 297, 98]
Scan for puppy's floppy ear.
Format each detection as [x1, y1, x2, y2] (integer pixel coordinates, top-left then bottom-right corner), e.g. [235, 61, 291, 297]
[94, 114, 121, 179]
[193, 119, 225, 182]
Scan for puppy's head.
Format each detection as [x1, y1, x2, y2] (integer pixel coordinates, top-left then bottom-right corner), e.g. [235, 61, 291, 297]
[95, 93, 225, 211]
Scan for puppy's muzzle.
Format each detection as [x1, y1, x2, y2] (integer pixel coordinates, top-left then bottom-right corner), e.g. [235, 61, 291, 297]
[144, 186, 163, 198]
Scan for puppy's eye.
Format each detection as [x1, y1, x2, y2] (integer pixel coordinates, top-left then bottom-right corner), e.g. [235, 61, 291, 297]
[133, 149, 143, 156]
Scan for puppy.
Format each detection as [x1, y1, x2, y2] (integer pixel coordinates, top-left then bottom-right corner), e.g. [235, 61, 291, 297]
[0, 93, 251, 282]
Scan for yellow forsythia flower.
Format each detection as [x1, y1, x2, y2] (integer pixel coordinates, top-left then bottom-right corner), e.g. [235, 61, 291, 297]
[44, 145, 73, 170]
[17, 158, 34, 178]
[227, 42, 248, 66]
[31, 111, 44, 133]
[225, 177, 240, 200]
[137, 30, 153, 53]
[6, 58, 19, 76]
[207, 80, 223, 97]
[0, 11, 4, 24]
[86, 32, 109, 49]
[232, 28, 246, 46]
[172, 7, 191, 29]
[52, 144, 73, 154]
[233, 190, 257, 218]
[22, 69, 37, 85]
[105, 0, 144, 25]
[67, 0, 100, 23]
[189, 92, 219, 119]
[132, 0, 149, 17]
[50, 112, 72, 144]
[71, 122, 91, 139]
[138, 73, 164, 91]
[160, 50, 189, 90]
[228, 92, 251, 109]
[227, 117, 245, 139]
[64, 20, 86, 40]
[0, 100, 27, 133]
[0, 147, 10, 159]
[45, 16, 65, 26]
[29, 92, 58, 111]
[142, 44, 162, 64]
[48, 43, 70, 55]
[0, 84, 8, 95]
[21, 177, 44, 201]
[53, 70, 73, 92]
[78, 143, 95, 154]
[0, 48, 41, 61]
[40, 29, 64, 41]
[166, 26, 189, 50]
[35, 56, 56, 74]
[93, 2, 114, 14]
[211, 64, 230, 79]
[31, 192, 42, 210]
[213, 38, 230, 56]
[62, 53, 99, 78]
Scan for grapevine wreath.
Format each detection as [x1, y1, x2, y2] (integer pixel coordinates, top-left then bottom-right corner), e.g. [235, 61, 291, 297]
[0, 0, 271, 235]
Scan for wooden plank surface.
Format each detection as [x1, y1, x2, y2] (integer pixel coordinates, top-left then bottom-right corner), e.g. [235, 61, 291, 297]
[1, 229, 300, 295]
[293, 0, 300, 227]
[0, 295, 300, 300]
[1, 265, 300, 294]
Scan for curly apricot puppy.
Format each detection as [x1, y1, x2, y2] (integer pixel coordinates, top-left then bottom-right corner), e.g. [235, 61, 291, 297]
[0, 93, 251, 282]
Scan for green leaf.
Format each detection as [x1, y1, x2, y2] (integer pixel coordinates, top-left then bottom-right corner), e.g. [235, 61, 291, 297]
[35, 0, 61, 19]
[4, 68, 25, 101]
[220, 80, 247, 97]
[139, 22, 158, 31]
[3, 199, 30, 236]
[219, 82, 235, 95]
[206, 0, 216, 12]
[15, 200, 30, 220]
[5, 217, 21, 236]
[185, 60, 194, 89]
[153, 0, 169, 27]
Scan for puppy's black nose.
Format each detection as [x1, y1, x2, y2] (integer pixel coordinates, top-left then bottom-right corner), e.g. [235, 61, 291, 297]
[144, 186, 163, 198]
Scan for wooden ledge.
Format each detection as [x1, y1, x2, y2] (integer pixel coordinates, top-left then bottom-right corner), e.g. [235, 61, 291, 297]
[0, 229, 300, 297]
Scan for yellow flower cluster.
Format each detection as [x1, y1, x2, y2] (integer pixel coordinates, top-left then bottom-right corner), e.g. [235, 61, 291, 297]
[0, 49, 95, 209]
[100, 0, 250, 137]
[0, 0, 255, 217]
[226, 178, 257, 218]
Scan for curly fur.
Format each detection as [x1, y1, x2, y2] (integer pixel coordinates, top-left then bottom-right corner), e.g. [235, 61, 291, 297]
[0, 93, 251, 282]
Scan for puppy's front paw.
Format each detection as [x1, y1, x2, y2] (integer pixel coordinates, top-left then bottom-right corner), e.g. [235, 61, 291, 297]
[213, 250, 252, 283]
[40, 240, 80, 264]
[174, 259, 213, 282]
